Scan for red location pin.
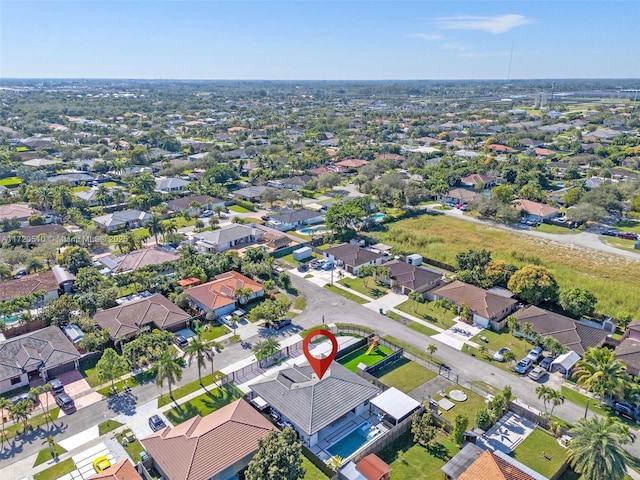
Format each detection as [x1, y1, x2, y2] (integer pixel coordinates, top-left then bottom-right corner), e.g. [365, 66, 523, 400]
[303, 329, 338, 380]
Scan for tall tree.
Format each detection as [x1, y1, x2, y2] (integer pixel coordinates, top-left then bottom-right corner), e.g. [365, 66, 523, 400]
[507, 265, 559, 306]
[30, 384, 53, 427]
[536, 386, 564, 417]
[96, 348, 128, 388]
[567, 416, 634, 480]
[408, 291, 423, 312]
[155, 351, 183, 398]
[506, 315, 519, 345]
[573, 347, 628, 400]
[452, 414, 469, 445]
[245, 427, 304, 480]
[184, 334, 208, 385]
[147, 214, 164, 245]
[0, 397, 10, 447]
[559, 288, 598, 318]
[10, 400, 33, 433]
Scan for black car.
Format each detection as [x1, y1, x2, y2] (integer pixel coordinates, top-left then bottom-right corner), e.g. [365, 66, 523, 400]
[149, 415, 167, 432]
[261, 215, 271, 221]
[49, 378, 64, 395]
[297, 263, 309, 273]
[602, 230, 619, 237]
[274, 318, 292, 330]
[612, 401, 640, 422]
[175, 335, 189, 348]
[55, 392, 74, 411]
[539, 356, 554, 371]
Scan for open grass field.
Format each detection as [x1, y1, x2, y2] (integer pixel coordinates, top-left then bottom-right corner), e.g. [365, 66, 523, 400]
[373, 215, 640, 317]
[378, 432, 459, 480]
[338, 276, 387, 298]
[438, 386, 487, 425]
[376, 357, 437, 393]
[337, 344, 393, 372]
[0, 176, 22, 186]
[396, 299, 457, 328]
[165, 384, 243, 424]
[602, 236, 639, 252]
[512, 428, 567, 479]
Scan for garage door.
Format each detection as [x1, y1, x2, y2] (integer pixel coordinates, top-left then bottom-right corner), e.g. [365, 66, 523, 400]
[45, 361, 77, 379]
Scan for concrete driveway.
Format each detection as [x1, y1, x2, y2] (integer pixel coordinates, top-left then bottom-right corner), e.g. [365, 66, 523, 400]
[114, 398, 171, 440]
[58, 442, 121, 480]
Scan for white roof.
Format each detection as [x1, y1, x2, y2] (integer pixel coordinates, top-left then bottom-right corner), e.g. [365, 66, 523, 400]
[370, 387, 420, 420]
[551, 350, 581, 370]
[340, 461, 367, 480]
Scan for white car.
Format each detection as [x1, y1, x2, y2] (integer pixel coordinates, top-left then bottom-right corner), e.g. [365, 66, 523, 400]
[528, 366, 546, 381]
[493, 347, 511, 362]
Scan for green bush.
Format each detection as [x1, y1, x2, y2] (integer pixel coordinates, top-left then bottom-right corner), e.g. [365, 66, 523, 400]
[476, 409, 492, 430]
[300, 189, 317, 198]
[233, 198, 256, 211]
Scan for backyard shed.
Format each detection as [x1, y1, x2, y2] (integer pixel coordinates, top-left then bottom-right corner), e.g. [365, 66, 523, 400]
[293, 246, 313, 261]
[551, 350, 581, 377]
[370, 387, 421, 425]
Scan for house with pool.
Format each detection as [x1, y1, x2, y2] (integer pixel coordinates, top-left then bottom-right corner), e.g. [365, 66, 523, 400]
[264, 208, 324, 232]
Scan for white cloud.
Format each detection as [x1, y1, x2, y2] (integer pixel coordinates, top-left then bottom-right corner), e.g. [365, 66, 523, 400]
[436, 14, 532, 34]
[410, 33, 442, 41]
[443, 42, 469, 51]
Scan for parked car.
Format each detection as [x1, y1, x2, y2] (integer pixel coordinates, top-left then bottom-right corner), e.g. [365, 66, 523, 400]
[539, 356, 554, 371]
[93, 456, 112, 473]
[528, 366, 547, 381]
[13, 270, 26, 279]
[612, 401, 640, 422]
[493, 347, 511, 362]
[322, 261, 335, 271]
[297, 263, 309, 273]
[175, 334, 189, 348]
[49, 378, 64, 395]
[10, 392, 32, 403]
[602, 230, 619, 237]
[618, 232, 639, 240]
[514, 358, 533, 374]
[149, 415, 167, 432]
[273, 318, 292, 330]
[314, 260, 325, 270]
[261, 215, 271, 221]
[526, 346, 543, 363]
[55, 392, 74, 411]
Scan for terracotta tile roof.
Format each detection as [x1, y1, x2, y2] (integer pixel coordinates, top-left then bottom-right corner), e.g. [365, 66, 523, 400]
[186, 271, 263, 311]
[335, 159, 369, 168]
[458, 450, 537, 480]
[93, 293, 191, 339]
[512, 199, 559, 218]
[460, 173, 496, 185]
[487, 144, 515, 153]
[88, 459, 142, 480]
[141, 399, 277, 480]
[178, 277, 201, 287]
[0, 270, 60, 302]
[356, 454, 391, 480]
[534, 148, 557, 156]
[0, 203, 38, 221]
[433, 281, 517, 320]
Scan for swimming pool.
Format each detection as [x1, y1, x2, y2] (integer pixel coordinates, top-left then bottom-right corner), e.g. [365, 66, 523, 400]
[327, 422, 381, 459]
[298, 224, 327, 235]
[373, 213, 385, 222]
[0, 313, 22, 326]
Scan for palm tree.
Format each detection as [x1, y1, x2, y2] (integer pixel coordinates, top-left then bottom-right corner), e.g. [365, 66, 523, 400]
[155, 351, 183, 399]
[184, 335, 208, 385]
[234, 287, 253, 306]
[209, 216, 219, 229]
[327, 455, 344, 472]
[536, 386, 564, 417]
[252, 338, 281, 366]
[0, 397, 10, 448]
[409, 291, 423, 312]
[147, 214, 164, 245]
[573, 347, 629, 400]
[567, 416, 634, 480]
[30, 384, 54, 427]
[427, 343, 438, 360]
[25, 256, 44, 274]
[506, 315, 519, 345]
[503, 350, 517, 367]
[434, 299, 451, 324]
[10, 400, 33, 434]
[43, 435, 56, 459]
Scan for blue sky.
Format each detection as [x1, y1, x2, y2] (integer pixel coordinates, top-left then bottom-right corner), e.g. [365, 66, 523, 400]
[1, 1, 638, 79]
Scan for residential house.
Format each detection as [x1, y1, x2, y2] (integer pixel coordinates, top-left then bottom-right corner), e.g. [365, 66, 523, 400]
[614, 320, 640, 376]
[186, 271, 264, 316]
[265, 209, 324, 232]
[341, 454, 392, 480]
[0, 203, 39, 226]
[250, 362, 380, 447]
[0, 326, 81, 394]
[74, 188, 102, 207]
[440, 188, 480, 205]
[167, 195, 225, 215]
[233, 186, 269, 201]
[280, 175, 313, 190]
[47, 172, 96, 186]
[515, 305, 608, 355]
[0, 224, 68, 247]
[0, 270, 61, 303]
[52, 265, 75, 294]
[431, 281, 518, 329]
[141, 399, 277, 480]
[379, 259, 443, 295]
[441, 443, 547, 480]
[88, 460, 142, 480]
[511, 199, 559, 222]
[23, 158, 60, 168]
[335, 159, 369, 169]
[191, 224, 263, 254]
[459, 174, 496, 189]
[95, 246, 179, 275]
[93, 209, 151, 232]
[93, 293, 192, 340]
[322, 243, 385, 275]
[155, 177, 191, 193]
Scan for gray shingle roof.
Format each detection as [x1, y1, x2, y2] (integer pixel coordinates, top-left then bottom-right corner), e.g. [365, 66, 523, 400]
[250, 362, 380, 436]
[269, 209, 321, 224]
[0, 326, 80, 382]
[193, 224, 259, 245]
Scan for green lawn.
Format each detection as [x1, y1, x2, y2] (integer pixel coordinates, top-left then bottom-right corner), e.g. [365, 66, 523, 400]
[158, 371, 220, 407]
[98, 419, 123, 435]
[106, 227, 151, 246]
[301, 456, 329, 480]
[372, 215, 640, 318]
[438, 386, 488, 426]
[396, 300, 456, 328]
[33, 458, 76, 480]
[71, 186, 90, 192]
[199, 323, 231, 342]
[337, 277, 387, 299]
[102, 181, 119, 188]
[80, 355, 101, 387]
[383, 335, 442, 368]
[116, 430, 146, 463]
[407, 322, 439, 337]
[164, 216, 196, 228]
[324, 284, 369, 304]
[0, 177, 22, 186]
[33, 444, 67, 467]
[165, 384, 243, 424]
[97, 369, 156, 396]
[377, 358, 437, 393]
[2, 408, 60, 441]
[468, 328, 531, 371]
[378, 432, 459, 480]
[560, 386, 608, 416]
[280, 252, 319, 265]
[614, 219, 640, 234]
[512, 428, 567, 478]
[229, 205, 250, 213]
[533, 223, 575, 235]
[294, 296, 307, 310]
[337, 344, 394, 372]
[602, 236, 639, 253]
